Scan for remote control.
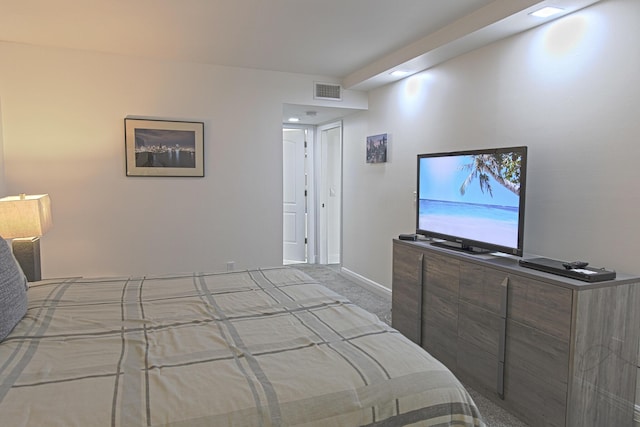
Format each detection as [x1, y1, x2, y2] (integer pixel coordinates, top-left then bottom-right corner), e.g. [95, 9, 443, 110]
[398, 233, 418, 241]
[562, 261, 589, 270]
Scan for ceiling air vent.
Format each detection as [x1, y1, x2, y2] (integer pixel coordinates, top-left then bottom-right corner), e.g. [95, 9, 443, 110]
[314, 82, 342, 101]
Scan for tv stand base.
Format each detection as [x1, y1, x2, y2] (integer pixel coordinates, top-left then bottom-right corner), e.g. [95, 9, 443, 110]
[430, 240, 491, 254]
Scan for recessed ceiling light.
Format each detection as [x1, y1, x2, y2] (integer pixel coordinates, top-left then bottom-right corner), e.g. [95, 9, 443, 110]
[288, 117, 300, 122]
[529, 6, 564, 18]
[390, 70, 410, 77]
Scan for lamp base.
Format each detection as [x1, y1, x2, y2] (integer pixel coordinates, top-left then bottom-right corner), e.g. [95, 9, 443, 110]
[12, 237, 41, 282]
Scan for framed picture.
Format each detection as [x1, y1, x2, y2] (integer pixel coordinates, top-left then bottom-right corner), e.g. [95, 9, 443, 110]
[125, 118, 204, 177]
[366, 133, 388, 163]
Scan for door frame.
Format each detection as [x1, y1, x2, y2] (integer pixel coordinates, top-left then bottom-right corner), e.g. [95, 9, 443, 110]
[282, 120, 343, 266]
[316, 121, 342, 265]
[282, 124, 316, 264]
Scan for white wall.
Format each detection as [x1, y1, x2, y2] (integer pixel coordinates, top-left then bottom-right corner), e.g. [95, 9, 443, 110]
[342, 0, 640, 289]
[0, 42, 366, 278]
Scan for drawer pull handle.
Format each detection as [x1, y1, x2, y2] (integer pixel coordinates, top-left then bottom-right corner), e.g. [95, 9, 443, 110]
[416, 253, 424, 346]
[497, 276, 509, 399]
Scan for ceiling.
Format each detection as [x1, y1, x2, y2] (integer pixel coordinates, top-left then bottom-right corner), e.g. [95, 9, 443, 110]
[0, 0, 601, 125]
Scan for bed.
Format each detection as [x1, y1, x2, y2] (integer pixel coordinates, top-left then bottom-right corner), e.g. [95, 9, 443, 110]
[0, 241, 484, 426]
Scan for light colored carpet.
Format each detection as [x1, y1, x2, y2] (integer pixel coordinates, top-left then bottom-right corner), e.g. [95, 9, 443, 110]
[293, 263, 392, 325]
[294, 263, 530, 427]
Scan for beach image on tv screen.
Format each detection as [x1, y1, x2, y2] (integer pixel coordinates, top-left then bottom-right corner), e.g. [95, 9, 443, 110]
[418, 151, 522, 248]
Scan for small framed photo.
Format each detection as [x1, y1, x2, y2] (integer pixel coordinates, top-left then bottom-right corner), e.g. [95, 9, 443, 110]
[366, 133, 388, 163]
[125, 118, 204, 177]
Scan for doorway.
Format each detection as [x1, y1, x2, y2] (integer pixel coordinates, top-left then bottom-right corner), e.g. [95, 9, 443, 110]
[282, 126, 310, 264]
[317, 122, 342, 265]
[282, 121, 342, 265]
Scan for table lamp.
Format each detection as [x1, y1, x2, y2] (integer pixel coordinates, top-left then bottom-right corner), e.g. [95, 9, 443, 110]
[0, 194, 52, 282]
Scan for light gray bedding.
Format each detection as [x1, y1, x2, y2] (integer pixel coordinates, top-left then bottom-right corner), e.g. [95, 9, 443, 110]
[0, 267, 484, 426]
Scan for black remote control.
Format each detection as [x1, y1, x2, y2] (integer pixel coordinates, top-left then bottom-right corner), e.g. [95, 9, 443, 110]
[398, 233, 418, 241]
[562, 261, 589, 270]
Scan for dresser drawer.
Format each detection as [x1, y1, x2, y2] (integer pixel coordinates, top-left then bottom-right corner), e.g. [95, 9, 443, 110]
[422, 321, 457, 371]
[459, 261, 507, 313]
[393, 244, 423, 282]
[392, 285, 421, 344]
[506, 320, 570, 386]
[457, 340, 499, 394]
[424, 253, 460, 296]
[458, 300, 501, 356]
[504, 319, 569, 426]
[392, 244, 424, 344]
[507, 274, 573, 341]
[423, 284, 458, 332]
[505, 363, 567, 427]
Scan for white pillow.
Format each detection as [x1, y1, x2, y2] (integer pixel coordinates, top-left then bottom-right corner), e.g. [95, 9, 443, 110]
[0, 237, 28, 341]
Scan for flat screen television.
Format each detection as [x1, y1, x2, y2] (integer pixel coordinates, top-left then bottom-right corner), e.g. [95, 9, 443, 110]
[416, 146, 527, 256]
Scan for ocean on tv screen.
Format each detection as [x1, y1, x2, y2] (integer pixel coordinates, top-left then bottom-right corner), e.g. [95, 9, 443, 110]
[418, 199, 518, 248]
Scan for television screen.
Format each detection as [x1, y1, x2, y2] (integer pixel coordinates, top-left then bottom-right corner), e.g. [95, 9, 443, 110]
[416, 146, 527, 256]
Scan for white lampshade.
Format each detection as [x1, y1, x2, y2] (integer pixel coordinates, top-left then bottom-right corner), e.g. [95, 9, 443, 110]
[0, 194, 53, 239]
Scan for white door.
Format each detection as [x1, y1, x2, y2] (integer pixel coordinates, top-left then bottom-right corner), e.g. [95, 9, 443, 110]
[318, 122, 342, 265]
[282, 128, 307, 264]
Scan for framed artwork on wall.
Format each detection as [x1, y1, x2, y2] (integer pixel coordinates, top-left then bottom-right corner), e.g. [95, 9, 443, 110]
[366, 133, 388, 163]
[124, 118, 204, 177]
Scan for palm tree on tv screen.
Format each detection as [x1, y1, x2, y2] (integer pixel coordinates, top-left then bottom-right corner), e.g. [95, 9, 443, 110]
[459, 152, 521, 197]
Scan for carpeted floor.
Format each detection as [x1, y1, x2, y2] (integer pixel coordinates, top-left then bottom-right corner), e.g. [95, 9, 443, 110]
[293, 263, 392, 325]
[293, 263, 530, 427]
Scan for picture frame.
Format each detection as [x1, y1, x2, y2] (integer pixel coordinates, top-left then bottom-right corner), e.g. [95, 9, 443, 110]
[366, 133, 388, 163]
[124, 118, 204, 177]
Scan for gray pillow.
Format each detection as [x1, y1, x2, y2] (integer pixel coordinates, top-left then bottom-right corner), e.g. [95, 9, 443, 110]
[0, 236, 28, 341]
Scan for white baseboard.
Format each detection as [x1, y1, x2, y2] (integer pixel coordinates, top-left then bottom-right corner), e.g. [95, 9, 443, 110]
[339, 267, 392, 299]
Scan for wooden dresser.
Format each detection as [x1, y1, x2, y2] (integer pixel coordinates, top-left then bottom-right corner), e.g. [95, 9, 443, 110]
[392, 239, 640, 427]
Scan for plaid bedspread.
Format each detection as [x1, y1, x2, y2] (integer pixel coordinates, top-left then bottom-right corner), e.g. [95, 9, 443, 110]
[0, 267, 484, 426]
